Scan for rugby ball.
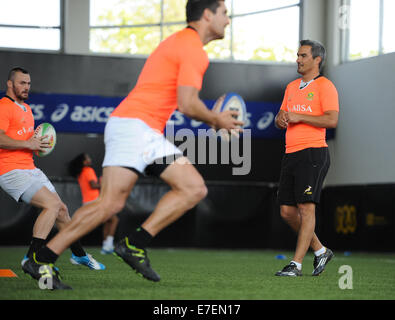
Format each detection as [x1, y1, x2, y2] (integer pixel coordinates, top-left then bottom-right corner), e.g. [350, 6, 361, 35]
[220, 93, 247, 125]
[213, 92, 247, 140]
[34, 123, 57, 157]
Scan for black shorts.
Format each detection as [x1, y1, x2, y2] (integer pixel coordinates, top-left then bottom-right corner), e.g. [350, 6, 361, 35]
[123, 154, 184, 178]
[277, 147, 330, 206]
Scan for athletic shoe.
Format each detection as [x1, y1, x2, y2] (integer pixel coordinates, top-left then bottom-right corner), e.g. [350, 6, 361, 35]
[312, 248, 334, 276]
[114, 237, 160, 282]
[22, 255, 60, 271]
[21, 255, 28, 267]
[22, 254, 72, 290]
[275, 262, 302, 277]
[101, 248, 114, 255]
[101, 244, 114, 255]
[70, 253, 106, 270]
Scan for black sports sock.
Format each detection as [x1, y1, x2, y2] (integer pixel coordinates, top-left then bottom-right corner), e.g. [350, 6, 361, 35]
[26, 237, 46, 259]
[127, 227, 153, 249]
[35, 246, 59, 264]
[70, 240, 86, 257]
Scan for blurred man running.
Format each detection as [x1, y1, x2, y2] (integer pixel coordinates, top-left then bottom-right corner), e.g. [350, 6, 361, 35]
[23, 0, 243, 289]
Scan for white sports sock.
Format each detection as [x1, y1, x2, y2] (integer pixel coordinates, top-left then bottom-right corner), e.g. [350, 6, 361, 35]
[105, 236, 114, 246]
[290, 260, 302, 270]
[314, 247, 326, 256]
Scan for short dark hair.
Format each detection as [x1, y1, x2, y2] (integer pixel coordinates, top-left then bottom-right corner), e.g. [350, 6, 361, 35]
[8, 67, 29, 81]
[68, 153, 87, 177]
[186, 0, 222, 23]
[300, 40, 326, 71]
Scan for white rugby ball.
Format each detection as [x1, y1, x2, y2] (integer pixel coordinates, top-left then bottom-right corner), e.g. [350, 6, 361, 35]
[217, 92, 247, 125]
[34, 123, 57, 157]
[212, 92, 247, 140]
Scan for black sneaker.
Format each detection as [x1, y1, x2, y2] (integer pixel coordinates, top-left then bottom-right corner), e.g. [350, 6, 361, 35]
[114, 237, 160, 282]
[312, 248, 334, 276]
[22, 254, 72, 290]
[275, 262, 302, 276]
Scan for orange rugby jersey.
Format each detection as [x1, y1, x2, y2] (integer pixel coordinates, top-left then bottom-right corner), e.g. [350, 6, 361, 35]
[0, 96, 35, 175]
[78, 166, 100, 204]
[111, 27, 209, 132]
[280, 76, 339, 153]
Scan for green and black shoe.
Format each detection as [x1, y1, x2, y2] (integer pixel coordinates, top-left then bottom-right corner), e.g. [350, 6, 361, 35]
[312, 248, 334, 276]
[114, 237, 160, 282]
[22, 253, 72, 290]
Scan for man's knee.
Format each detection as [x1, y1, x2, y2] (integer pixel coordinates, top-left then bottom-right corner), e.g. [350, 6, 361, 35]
[182, 180, 208, 206]
[101, 198, 126, 220]
[44, 197, 63, 214]
[297, 202, 316, 217]
[280, 205, 298, 221]
[191, 182, 208, 202]
[57, 202, 71, 220]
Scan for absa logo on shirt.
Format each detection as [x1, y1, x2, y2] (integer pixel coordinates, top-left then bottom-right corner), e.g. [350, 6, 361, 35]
[288, 105, 313, 113]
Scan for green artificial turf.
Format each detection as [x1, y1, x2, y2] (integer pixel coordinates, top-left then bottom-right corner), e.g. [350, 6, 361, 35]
[0, 247, 394, 300]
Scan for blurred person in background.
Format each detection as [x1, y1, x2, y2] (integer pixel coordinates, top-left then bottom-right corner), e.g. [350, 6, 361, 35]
[69, 153, 119, 254]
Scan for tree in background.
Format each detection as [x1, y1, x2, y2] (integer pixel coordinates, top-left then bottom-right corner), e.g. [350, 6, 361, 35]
[90, 0, 296, 62]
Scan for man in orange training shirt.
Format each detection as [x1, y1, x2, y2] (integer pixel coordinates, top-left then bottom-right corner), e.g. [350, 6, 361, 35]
[274, 40, 339, 277]
[0, 67, 104, 284]
[24, 0, 243, 289]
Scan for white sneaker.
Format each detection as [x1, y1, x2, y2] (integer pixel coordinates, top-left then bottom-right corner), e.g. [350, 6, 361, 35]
[70, 253, 106, 270]
[101, 244, 114, 255]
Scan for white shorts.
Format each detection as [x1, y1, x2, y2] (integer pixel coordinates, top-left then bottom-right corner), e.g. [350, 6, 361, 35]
[102, 117, 183, 175]
[0, 168, 56, 203]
